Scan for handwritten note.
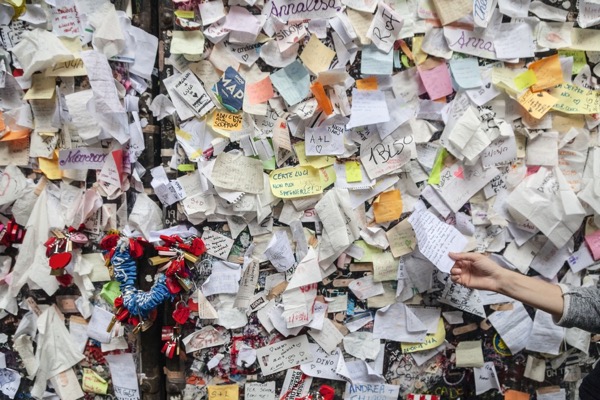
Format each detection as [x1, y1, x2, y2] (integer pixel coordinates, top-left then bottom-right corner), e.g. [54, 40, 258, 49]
[202, 230, 235, 260]
[256, 335, 314, 375]
[171, 69, 215, 118]
[268, 0, 342, 21]
[211, 151, 264, 194]
[300, 34, 335, 75]
[419, 62, 453, 100]
[366, 2, 403, 53]
[548, 83, 600, 114]
[246, 76, 274, 105]
[518, 89, 558, 119]
[347, 89, 389, 129]
[408, 207, 467, 273]
[360, 133, 412, 180]
[431, 0, 473, 25]
[245, 382, 276, 400]
[269, 166, 323, 198]
[212, 111, 243, 131]
[208, 384, 239, 400]
[305, 124, 345, 155]
[344, 383, 400, 400]
[105, 353, 140, 400]
[386, 219, 416, 258]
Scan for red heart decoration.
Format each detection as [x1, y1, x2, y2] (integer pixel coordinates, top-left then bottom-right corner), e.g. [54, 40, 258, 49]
[49, 252, 72, 270]
[190, 238, 206, 256]
[129, 238, 144, 258]
[172, 305, 190, 325]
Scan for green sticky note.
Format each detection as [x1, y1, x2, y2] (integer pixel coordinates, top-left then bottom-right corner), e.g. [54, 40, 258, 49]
[345, 161, 363, 183]
[513, 70, 537, 91]
[353, 240, 383, 262]
[558, 50, 587, 75]
[100, 281, 121, 305]
[177, 164, 196, 172]
[262, 156, 276, 171]
[428, 148, 448, 185]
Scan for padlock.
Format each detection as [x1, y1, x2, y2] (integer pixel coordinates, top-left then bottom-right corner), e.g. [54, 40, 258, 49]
[172, 302, 191, 325]
[175, 274, 193, 292]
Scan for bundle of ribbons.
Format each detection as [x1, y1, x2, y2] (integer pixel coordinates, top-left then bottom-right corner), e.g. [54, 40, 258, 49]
[99, 232, 206, 334]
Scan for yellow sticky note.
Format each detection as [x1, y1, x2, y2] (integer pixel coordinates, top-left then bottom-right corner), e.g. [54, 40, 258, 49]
[294, 142, 335, 169]
[373, 190, 403, 223]
[518, 90, 558, 119]
[212, 111, 243, 131]
[38, 152, 62, 180]
[529, 54, 563, 92]
[356, 77, 378, 90]
[401, 319, 446, 353]
[548, 83, 600, 114]
[513, 70, 537, 91]
[269, 166, 323, 198]
[411, 36, 427, 65]
[208, 384, 239, 400]
[171, 30, 205, 55]
[558, 50, 586, 74]
[82, 368, 108, 394]
[385, 219, 416, 258]
[427, 148, 448, 185]
[178, 164, 196, 172]
[492, 67, 520, 93]
[345, 161, 362, 182]
[174, 9, 195, 19]
[300, 34, 335, 75]
[319, 165, 336, 188]
[24, 74, 56, 100]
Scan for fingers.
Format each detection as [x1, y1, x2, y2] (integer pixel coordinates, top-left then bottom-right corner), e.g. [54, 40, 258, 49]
[449, 252, 483, 262]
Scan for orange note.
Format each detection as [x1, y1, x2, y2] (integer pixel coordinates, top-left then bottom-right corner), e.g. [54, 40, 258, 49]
[356, 77, 378, 90]
[1, 128, 30, 141]
[310, 82, 333, 115]
[505, 390, 530, 400]
[529, 54, 563, 92]
[518, 89, 557, 119]
[246, 76, 274, 105]
[373, 190, 402, 223]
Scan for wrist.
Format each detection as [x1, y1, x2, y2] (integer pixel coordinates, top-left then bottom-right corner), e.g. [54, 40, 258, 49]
[493, 267, 515, 295]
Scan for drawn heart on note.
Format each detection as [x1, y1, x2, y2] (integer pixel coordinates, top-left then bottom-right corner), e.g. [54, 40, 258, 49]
[316, 145, 322, 153]
[242, 54, 249, 62]
[453, 167, 464, 179]
[299, 352, 305, 357]
[49, 252, 72, 270]
[0, 173, 10, 197]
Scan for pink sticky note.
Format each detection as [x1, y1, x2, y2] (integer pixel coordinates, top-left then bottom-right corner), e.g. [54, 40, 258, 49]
[246, 76, 275, 105]
[585, 230, 600, 260]
[418, 63, 453, 100]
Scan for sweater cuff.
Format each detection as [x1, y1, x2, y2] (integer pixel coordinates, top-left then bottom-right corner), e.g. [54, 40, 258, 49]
[554, 283, 574, 327]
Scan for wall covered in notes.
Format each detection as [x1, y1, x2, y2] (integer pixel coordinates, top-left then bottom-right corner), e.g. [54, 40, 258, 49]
[2, 0, 600, 399]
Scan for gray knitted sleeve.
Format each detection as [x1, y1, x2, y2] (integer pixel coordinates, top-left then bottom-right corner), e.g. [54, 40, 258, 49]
[555, 284, 600, 334]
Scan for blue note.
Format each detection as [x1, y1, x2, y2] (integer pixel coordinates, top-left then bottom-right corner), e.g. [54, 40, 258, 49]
[361, 45, 393, 76]
[213, 66, 246, 112]
[270, 60, 310, 106]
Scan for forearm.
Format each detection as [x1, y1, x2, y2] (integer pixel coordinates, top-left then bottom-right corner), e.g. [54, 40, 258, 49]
[496, 269, 564, 318]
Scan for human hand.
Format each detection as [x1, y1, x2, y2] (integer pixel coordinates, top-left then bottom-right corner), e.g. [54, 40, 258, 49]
[448, 252, 507, 292]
